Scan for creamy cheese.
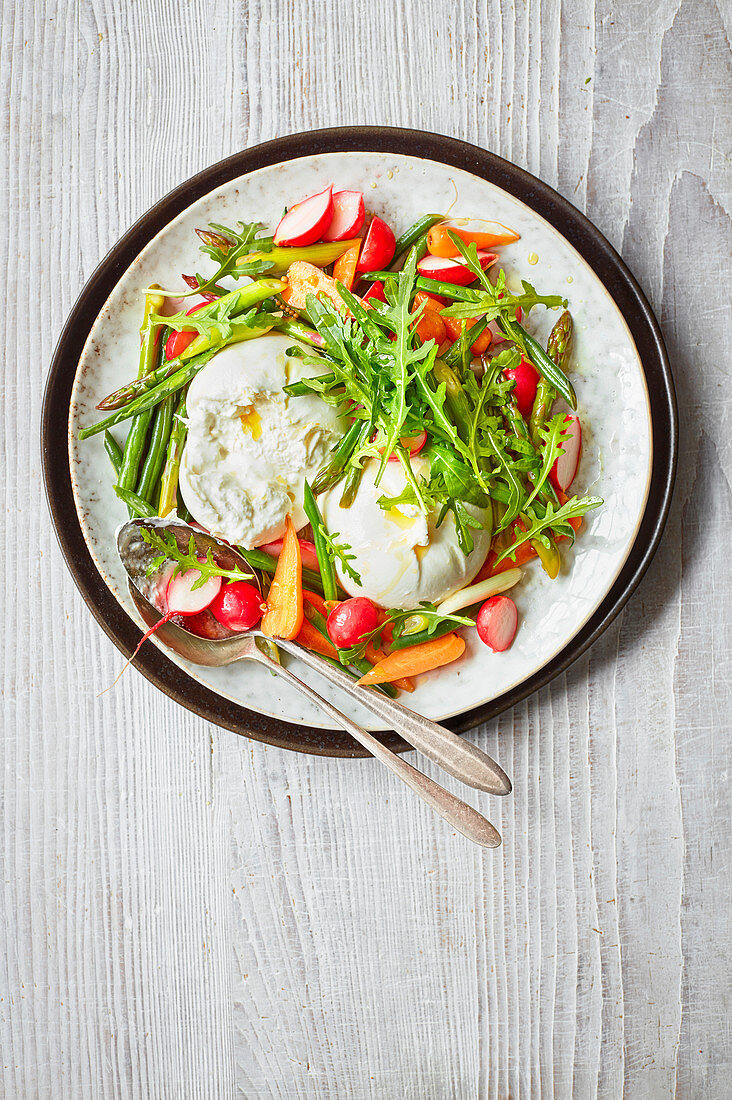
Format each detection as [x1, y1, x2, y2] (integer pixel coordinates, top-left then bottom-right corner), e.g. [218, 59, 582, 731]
[179, 334, 344, 547]
[320, 457, 492, 608]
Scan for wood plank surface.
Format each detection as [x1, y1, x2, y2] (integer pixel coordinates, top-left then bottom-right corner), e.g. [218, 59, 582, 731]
[1, 0, 730, 1096]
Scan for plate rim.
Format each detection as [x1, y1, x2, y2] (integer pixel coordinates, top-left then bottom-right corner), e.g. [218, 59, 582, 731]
[42, 125, 678, 758]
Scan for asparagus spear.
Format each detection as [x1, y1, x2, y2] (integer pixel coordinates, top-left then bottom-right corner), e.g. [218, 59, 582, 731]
[311, 420, 364, 494]
[158, 394, 188, 517]
[530, 310, 573, 445]
[116, 288, 165, 513]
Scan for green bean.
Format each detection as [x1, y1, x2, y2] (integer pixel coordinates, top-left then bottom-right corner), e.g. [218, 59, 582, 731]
[136, 393, 174, 505]
[158, 394, 188, 517]
[103, 430, 123, 474]
[114, 486, 156, 518]
[390, 619, 460, 651]
[302, 480, 338, 601]
[115, 299, 166, 511]
[391, 214, 444, 266]
[530, 310, 573, 444]
[311, 420, 363, 494]
[270, 317, 326, 349]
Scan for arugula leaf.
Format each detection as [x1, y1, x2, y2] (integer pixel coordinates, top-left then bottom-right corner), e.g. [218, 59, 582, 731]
[493, 495, 603, 565]
[139, 527, 253, 590]
[389, 601, 475, 641]
[193, 221, 274, 294]
[317, 527, 362, 586]
[521, 414, 572, 511]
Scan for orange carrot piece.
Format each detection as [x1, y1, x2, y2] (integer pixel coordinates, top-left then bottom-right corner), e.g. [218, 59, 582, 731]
[302, 589, 327, 617]
[426, 222, 520, 257]
[475, 537, 538, 582]
[363, 641, 414, 693]
[296, 617, 338, 659]
[332, 241, 361, 291]
[415, 309, 446, 345]
[414, 291, 446, 313]
[261, 516, 303, 639]
[441, 313, 491, 354]
[356, 633, 465, 687]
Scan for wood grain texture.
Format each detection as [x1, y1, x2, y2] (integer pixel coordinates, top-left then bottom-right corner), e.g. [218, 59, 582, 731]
[1, 0, 730, 1096]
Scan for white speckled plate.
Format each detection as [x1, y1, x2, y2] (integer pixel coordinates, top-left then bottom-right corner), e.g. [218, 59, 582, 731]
[44, 130, 676, 755]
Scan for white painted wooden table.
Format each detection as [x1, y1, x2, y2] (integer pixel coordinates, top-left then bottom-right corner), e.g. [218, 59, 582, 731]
[2, 1, 730, 1096]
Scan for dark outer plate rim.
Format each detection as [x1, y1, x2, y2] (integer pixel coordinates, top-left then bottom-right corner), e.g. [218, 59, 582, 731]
[41, 126, 678, 758]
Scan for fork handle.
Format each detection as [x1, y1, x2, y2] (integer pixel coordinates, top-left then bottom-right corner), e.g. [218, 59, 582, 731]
[256, 652, 500, 847]
[273, 637, 511, 796]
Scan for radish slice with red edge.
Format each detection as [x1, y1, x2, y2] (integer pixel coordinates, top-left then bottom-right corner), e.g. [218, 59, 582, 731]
[259, 537, 320, 575]
[166, 566, 222, 616]
[550, 414, 582, 492]
[357, 216, 396, 272]
[476, 596, 518, 652]
[417, 250, 497, 286]
[322, 190, 365, 241]
[273, 185, 334, 246]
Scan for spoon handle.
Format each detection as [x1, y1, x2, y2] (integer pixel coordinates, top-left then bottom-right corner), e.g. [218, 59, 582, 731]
[274, 638, 511, 796]
[258, 653, 500, 847]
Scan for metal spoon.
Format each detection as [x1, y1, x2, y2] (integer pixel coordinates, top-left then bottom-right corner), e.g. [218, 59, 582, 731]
[117, 518, 510, 796]
[117, 519, 511, 796]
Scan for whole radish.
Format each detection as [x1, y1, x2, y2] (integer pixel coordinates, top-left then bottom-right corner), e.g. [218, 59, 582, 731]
[209, 582, 266, 632]
[327, 598, 380, 649]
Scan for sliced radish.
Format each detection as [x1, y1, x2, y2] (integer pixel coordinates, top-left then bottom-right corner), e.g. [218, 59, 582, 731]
[322, 190, 365, 241]
[503, 355, 540, 418]
[550, 414, 582, 492]
[357, 216, 396, 272]
[417, 250, 497, 286]
[476, 595, 518, 652]
[273, 185, 334, 247]
[259, 537, 320, 575]
[166, 566, 222, 616]
[363, 279, 386, 303]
